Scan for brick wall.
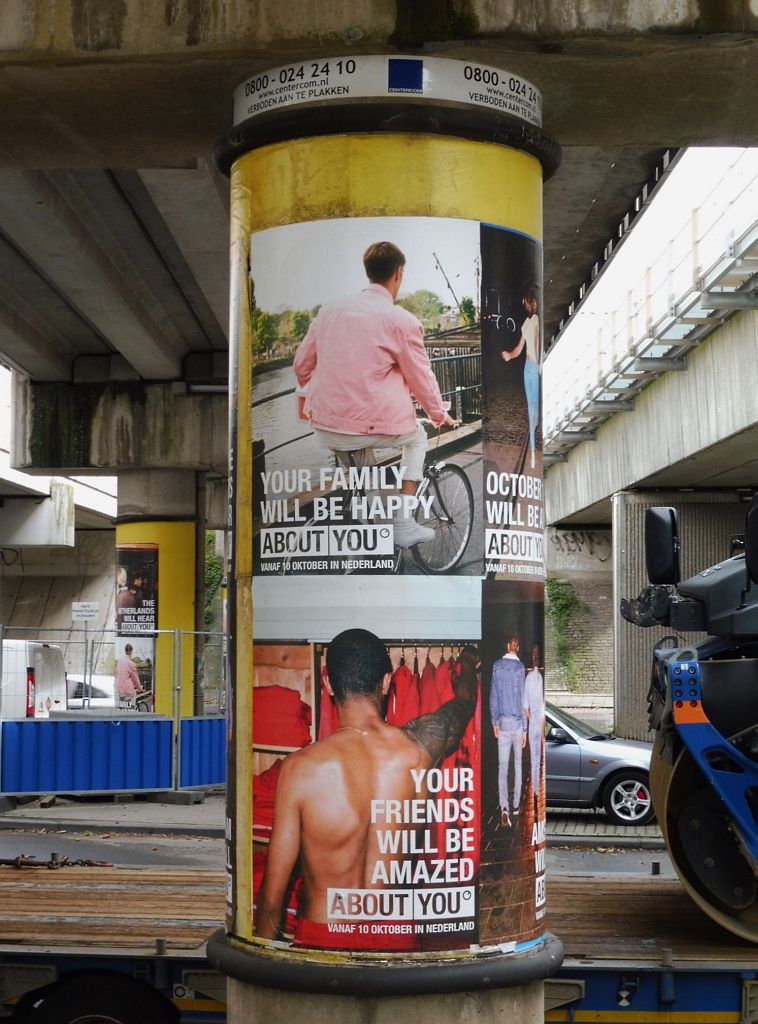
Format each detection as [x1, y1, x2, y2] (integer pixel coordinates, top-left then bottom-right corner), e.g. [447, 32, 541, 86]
[545, 526, 613, 695]
[545, 577, 614, 693]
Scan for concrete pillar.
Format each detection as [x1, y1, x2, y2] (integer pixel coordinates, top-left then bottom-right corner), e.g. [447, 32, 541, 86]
[227, 976, 546, 1021]
[115, 469, 199, 716]
[212, 52, 562, 1021]
[613, 489, 747, 739]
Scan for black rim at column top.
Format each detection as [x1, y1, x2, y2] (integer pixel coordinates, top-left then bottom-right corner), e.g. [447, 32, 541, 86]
[214, 102, 560, 179]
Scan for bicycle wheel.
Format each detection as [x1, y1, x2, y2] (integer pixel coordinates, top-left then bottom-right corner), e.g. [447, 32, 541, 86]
[411, 462, 474, 573]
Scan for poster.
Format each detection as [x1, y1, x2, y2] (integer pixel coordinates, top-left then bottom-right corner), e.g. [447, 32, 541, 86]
[479, 582, 546, 947]
[250, 217, 483, 577]
[247, 215, 545, 953]
[480, 225, 545, 579]
[252, 636, 481, 952]
[115, 544, 157, 706]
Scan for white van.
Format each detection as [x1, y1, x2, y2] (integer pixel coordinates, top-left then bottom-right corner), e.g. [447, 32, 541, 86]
[0, 640, 67, 719]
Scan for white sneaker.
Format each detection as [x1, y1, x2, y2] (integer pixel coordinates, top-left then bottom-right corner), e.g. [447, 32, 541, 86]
[393, 517, 435, 548]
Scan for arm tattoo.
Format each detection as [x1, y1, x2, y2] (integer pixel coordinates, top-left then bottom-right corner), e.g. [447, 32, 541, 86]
[403, 657, 477, 765]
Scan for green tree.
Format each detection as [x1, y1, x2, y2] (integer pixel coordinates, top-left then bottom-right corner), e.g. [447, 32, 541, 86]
[204, 531, 224, 629]
[545, 576, 586, 691]
[460, 296, 476, 325]
[292, 310, 311, 342]
[396, 289, 445, 330]
[250, 307, 278, 356]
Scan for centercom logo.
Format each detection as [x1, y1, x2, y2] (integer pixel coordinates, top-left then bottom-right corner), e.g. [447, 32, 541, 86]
[387, 58, 424, 94]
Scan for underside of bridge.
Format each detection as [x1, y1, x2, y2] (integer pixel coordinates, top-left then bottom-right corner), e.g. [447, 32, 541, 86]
[1, 1, 757, 520]
[1, 2, 758, 385]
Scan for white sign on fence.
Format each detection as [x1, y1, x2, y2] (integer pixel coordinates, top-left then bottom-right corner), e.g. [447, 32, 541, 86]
[72, 602, 99, 622]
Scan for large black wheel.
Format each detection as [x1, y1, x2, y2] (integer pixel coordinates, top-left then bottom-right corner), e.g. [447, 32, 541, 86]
[601, 769, 655, 826]
[30, 973, 178, 1024]
[411, 463, 474, 574]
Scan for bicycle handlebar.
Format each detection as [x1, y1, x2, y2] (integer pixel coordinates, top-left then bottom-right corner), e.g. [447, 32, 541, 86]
[418, 416, 460, 429]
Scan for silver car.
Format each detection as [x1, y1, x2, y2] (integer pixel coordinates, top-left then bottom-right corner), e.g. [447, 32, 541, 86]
[545, 702, 654, 826]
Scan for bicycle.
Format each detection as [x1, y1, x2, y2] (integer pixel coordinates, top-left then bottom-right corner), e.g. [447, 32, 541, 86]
[275, 420, 474, 575]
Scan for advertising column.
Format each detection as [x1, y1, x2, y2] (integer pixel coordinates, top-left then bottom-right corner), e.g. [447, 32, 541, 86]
[115, 521, 196, 716]
[211, 54, 561, 1015]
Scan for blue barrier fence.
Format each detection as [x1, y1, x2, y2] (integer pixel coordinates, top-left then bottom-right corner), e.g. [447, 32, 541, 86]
[0, 716, 225, 796]
[180, 716, 226, 789]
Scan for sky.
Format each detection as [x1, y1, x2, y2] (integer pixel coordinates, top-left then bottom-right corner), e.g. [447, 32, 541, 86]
[543, 146, 758, 430]
[250, 216, 482, 312]
[549, 147, 754, 343]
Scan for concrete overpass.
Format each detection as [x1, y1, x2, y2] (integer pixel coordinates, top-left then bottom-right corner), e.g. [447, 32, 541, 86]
[542, 146, 758, 737]
[2, 1, 758, 398]
[2, 1, 758, 717]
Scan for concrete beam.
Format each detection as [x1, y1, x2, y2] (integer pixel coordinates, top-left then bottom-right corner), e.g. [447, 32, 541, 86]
[553, 430, 596, 443]
[701, 290, 758, 309]
[631, 357, 686, 372]
[0, 479, 74, 546]
[137, 163, 230, 343]
[584, 400, 634, 415]
[12, 378, 227, 475]
[0, 5, 757, 169]
[0, 170, 187, 380]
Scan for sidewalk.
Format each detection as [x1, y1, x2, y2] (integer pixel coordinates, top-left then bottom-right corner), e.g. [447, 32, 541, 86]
[0, 791, 664, 848]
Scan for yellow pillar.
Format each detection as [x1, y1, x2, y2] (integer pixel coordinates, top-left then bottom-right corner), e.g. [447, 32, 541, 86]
[115, 521, 196, 716]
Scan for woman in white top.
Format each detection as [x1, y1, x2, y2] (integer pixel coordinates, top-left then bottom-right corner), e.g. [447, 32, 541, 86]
[502, 286, 541, 469]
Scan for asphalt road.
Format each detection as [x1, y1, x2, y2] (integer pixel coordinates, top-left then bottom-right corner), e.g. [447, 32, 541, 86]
[0, 826, 674, 875]
[0, 829, 225, 870]
[546, 846, 676, 878]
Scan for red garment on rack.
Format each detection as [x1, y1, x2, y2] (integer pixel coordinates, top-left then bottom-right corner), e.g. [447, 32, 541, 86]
[434, 656, 455, 705]
[419, 656, 440, 714]
[318, 665, 339, 739]
[252, 757, 284, 833]
[253, 684, 312, 748]
[431, 657, 482, 879]
[386, 662, 420, 727]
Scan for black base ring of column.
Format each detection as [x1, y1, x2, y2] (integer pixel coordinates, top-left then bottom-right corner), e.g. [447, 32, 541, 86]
[214, 102, 560, 180]
[207, 929, 565, 997]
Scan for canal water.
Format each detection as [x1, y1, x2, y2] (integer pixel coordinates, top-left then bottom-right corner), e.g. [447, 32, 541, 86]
[253, 364, 325, 479]
[253, 364, 400, 480]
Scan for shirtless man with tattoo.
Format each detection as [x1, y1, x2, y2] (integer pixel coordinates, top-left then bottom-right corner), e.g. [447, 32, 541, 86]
[256, 628, 478, 947]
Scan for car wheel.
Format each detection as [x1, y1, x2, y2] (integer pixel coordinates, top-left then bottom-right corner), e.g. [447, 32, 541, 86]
[602, 770, 655, 826]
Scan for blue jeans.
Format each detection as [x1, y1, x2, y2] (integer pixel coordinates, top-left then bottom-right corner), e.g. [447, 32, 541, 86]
[523, 359, 540, 456]
[497, 718, 524, 813]
[528, 720, 542, 797]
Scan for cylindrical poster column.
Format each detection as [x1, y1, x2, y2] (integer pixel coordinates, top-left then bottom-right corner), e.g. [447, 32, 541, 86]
[211, 55, 562, 1015]
[115, 469, 197, 716]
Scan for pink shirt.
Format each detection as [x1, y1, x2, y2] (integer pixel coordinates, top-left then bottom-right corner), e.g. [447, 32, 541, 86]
[115, 655, 141, 697]
[293, 283, 448, 436]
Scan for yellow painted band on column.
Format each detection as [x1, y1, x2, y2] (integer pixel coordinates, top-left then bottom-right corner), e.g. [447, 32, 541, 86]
[116, 521, 196, 717]
[232, 134, 542, 241]
[230, 132, 543, 945]
[228, 232, 254, 938]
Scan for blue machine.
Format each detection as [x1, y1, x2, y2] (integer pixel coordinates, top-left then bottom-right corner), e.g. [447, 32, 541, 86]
[621, 493, 758, 941]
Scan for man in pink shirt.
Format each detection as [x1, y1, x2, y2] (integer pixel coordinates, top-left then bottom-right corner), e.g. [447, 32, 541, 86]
[115, 644, 145, 707]
[294, 241, 457, 547]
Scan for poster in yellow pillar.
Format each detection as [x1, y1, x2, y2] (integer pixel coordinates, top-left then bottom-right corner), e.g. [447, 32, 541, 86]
[116, 521, 195, 717]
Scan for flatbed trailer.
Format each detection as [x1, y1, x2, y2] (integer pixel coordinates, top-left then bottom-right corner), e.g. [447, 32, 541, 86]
[0, 867, 754, 1022]
[0, 865, 227, 1022]
[546, 875, 758, 1023]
